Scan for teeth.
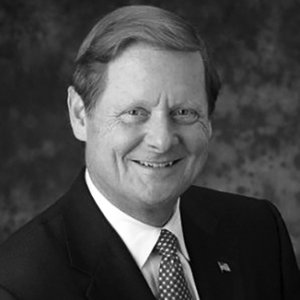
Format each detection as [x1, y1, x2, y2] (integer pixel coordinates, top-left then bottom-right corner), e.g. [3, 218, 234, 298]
[137, 161, 174, 168]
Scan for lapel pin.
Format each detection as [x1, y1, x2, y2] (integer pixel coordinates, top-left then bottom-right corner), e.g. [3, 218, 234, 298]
[217, 261, 231, 273]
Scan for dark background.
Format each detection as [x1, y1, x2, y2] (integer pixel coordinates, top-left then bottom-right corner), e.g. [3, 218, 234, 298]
[1, 0, 300, 267]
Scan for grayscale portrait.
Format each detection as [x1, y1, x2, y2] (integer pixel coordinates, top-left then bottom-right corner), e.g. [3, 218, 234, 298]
[0, 2, 300, 299]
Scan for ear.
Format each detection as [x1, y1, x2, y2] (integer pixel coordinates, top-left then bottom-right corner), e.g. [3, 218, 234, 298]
[67, 86, 87, 142]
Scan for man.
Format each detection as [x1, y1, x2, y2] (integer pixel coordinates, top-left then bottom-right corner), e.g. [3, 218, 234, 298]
[0, 5, 299, 300]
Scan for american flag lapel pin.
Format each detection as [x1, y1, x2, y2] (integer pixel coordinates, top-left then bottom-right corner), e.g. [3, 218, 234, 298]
[217, 261, 231, 273]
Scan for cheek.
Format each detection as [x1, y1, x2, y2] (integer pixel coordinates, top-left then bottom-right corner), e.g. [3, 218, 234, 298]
[184, 129, 210, 156]
[184, 134, 209, 179]
[92, 126, 144, 160]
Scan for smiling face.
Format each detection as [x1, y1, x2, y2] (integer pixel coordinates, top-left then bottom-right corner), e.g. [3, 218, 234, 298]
[68, 44, 212, 226]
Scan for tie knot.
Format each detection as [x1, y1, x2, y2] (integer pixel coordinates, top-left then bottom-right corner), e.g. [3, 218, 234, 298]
[155, 229, 178, 258]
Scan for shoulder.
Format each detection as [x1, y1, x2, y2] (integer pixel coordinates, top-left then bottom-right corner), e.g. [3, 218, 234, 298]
[0, 190, 70, 297]
[0, 188, 68, 255]
[0, 171, 85, 264]
[181, 185, 297, 258]
[182, 185, 276, 219]
[0, 171, 92, 298]
[181, 185, 288, 245]
[183, 186, 300, 297]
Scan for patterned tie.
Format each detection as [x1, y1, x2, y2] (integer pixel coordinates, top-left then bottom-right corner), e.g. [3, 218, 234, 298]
[155, 229, 193, 300]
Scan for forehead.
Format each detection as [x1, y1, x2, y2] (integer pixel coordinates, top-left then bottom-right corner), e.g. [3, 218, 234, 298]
[97, 44, 206, 109]
[109, 44, 204, 82]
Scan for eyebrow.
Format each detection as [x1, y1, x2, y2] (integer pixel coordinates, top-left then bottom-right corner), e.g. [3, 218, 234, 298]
[113, 99, 150, 111]
[113, 96, 207, 112]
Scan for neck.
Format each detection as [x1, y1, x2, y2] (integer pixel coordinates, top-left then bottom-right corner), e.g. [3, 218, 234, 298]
[130, 205, 176, 227]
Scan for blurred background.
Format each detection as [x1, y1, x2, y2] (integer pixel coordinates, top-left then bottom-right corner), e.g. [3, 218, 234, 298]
[1, 0, 300, 267]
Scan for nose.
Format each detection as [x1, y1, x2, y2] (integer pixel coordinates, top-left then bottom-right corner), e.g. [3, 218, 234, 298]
[144, 113, 179, 153]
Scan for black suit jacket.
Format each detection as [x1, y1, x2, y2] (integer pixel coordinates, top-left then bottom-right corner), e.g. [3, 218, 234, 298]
[0, 171, 299, 300]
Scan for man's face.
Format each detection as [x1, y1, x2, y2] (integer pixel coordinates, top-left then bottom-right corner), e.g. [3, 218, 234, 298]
[72, 44, 212, 225]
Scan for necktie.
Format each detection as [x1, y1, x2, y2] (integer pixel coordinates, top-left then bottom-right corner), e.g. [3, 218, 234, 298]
[155, 229, 193, 300]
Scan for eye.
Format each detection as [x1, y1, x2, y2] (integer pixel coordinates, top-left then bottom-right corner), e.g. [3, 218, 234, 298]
[120, 108, 149, 123]
[171, 108, 199, 124]
[127, 109, 147, 116]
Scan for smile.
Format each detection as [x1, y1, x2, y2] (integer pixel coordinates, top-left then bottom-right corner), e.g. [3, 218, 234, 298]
[133, 159, 181, 168]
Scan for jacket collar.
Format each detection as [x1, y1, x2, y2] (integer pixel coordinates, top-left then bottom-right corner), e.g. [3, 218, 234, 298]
[61, 170, 155, 300]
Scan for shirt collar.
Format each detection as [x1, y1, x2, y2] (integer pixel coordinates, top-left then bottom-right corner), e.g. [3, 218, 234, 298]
[85, 169, 190, 269]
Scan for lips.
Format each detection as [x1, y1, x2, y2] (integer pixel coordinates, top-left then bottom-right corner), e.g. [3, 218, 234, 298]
[133, 159, 181, 168]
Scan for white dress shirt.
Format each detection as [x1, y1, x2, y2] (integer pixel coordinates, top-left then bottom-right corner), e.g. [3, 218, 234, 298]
[85, 170, 200, 300]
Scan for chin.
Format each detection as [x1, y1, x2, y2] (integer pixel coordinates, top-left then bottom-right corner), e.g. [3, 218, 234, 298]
[137, 186, 181, 206]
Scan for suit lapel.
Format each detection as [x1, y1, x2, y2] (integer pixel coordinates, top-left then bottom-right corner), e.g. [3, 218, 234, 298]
[61, 171, 155, 300]
[86, 234, 155, 300]
[181, 186, 245, 300]
[84, 209, 155, 300]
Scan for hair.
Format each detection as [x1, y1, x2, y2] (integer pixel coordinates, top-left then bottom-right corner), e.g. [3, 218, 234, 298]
[72, 5, 221, 115]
